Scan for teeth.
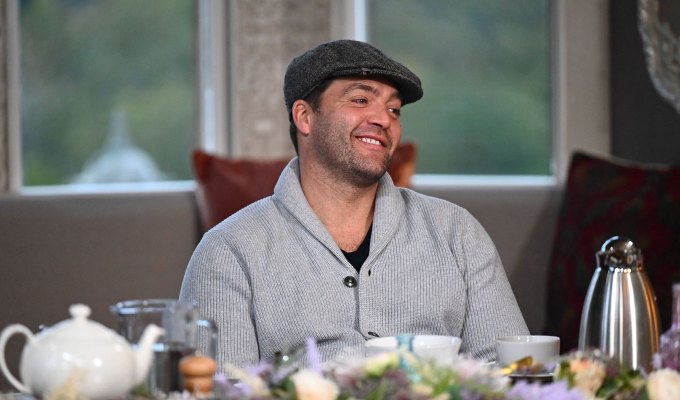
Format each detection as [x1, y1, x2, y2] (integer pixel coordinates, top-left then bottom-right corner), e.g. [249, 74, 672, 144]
[359, 137, 381, 145]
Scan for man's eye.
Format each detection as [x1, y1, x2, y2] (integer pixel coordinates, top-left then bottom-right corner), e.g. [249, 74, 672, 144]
[352, 98, 368, 104]
[389, 108, 401, 117]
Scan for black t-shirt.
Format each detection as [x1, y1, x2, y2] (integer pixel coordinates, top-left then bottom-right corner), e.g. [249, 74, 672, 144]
[342, 225, 372, 273]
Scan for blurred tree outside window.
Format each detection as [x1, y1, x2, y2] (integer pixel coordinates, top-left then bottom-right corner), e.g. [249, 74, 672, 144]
[20, 0, 194, 186]
[19, 0, 550, 186]
[368, 0, 552, 175]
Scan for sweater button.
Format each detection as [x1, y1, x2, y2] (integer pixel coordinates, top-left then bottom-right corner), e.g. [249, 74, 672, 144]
[343, 276, 357, 288]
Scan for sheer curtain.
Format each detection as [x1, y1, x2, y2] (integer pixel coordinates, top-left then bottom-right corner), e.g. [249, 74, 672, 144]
[227, 0, 330, 158]
[0, 1, 8, 193]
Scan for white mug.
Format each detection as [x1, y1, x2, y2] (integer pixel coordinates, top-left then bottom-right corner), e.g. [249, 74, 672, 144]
[365, 335, 462, 365]
[495, 335, 560, 366]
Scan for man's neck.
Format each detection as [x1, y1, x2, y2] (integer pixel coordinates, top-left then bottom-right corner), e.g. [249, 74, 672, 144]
[299, 166, 378, 252]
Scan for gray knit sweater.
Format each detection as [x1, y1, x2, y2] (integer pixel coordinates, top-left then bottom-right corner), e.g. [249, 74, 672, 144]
[179, 158, 528, 369]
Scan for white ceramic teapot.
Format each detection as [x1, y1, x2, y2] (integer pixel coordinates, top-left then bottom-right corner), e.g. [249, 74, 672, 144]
[0, 303, 164, 399]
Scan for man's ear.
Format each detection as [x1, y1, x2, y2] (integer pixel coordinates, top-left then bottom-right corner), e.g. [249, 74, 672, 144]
[292, 100, 313, 136]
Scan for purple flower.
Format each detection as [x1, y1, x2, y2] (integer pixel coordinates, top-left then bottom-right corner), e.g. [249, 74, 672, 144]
[506, 380, 586, 400]
[271, 363, 298, 384]
[213, 373, 250, 399]
[306, 337, 323, 373]
[245, 360, 272, 377]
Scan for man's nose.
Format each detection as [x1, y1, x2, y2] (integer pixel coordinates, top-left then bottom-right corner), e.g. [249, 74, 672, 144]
[367, 105, 392, 128]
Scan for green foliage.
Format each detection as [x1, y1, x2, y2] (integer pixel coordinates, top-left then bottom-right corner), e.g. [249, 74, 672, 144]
[20, 0, 551, 184]
[21, 0, 194, 185]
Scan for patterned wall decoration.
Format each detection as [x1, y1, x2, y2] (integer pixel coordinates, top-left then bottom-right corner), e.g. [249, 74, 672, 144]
[230, 0, 330, 159]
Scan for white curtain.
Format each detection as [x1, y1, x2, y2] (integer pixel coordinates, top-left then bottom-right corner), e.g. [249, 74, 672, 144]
[0, 1, 8, 194]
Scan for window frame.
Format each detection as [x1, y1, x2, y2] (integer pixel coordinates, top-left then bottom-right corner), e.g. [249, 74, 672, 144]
[6, 0, 201, 195]
[4, 0, 609, 195]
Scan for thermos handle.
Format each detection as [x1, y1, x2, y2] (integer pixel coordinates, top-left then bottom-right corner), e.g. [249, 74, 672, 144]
[0, 324, 33, 394]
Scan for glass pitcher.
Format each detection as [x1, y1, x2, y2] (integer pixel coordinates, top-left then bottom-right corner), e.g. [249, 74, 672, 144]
[110, 299, 217, 395]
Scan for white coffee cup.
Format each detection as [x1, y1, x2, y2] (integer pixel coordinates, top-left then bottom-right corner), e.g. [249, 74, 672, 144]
[365, 335, 462, 365]
[495, 335, 560, 366]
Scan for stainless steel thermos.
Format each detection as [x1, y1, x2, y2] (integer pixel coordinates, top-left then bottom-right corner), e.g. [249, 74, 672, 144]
[578, 236, 660, 371]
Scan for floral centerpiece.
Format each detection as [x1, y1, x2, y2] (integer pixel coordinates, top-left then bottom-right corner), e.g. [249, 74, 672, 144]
[204, 340, 680, 400]
[553, 350, 645, 400]
[214, 345, 515, 400]
[19, 338, 680, 400]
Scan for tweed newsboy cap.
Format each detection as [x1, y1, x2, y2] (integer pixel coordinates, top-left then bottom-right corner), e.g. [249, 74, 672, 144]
[284, 40, 423, 113]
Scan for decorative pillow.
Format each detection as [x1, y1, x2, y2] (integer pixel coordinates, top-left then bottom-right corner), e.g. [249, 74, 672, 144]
[389, 141, 417, 188]
[192, 150, 290, 231]
[192, 142, 418, 231]
[544, 151, 680, 351]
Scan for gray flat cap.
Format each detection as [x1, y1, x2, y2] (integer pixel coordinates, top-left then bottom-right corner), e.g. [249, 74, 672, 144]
[284, 40, 423, 113]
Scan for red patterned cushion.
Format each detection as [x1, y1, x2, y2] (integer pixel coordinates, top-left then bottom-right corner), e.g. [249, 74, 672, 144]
[389, 142, 417, 188]
[544, 152, 680, 351]
[192, 150, 290, 231]
[192, 143, 418, 231]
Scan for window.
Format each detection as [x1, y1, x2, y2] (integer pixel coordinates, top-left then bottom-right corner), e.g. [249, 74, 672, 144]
[19, 0, 194, 187]
[365, 0, 552, 175]
[5, 0, 608, 192]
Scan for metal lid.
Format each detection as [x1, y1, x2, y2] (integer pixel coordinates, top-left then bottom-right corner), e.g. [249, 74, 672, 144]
[596, 236, 644, 270]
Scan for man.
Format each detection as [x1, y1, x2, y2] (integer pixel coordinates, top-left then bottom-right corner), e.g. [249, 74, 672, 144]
[179, 39, 528, 369]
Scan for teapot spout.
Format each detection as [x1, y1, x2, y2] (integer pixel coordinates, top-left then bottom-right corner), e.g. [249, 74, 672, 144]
[133, 324, 165, 385]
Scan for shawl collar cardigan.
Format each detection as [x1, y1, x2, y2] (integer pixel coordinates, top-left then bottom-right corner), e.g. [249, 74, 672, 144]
[179, 158, 528, 369]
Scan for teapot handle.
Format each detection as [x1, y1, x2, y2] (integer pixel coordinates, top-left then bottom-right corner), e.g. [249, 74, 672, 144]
[0, 324, 33, 393]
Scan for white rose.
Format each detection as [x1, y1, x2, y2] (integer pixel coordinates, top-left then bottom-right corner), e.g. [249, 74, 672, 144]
[647, 369, 680, 400]
[568, 358, 606, 397]
[410, 383, 450, 400]
[225, 364, 271, 397]
[363, 351, 399, 377]
[291, 370, 339, 400]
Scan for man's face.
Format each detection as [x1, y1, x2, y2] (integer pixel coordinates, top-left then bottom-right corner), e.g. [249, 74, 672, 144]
[305, 77, 403, 187]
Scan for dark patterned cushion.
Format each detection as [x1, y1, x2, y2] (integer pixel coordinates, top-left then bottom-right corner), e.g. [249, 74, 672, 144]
[544, 151, 680, 352]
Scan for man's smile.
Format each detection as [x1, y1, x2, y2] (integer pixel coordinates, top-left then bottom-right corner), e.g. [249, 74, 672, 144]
[358, 137, 384, 146]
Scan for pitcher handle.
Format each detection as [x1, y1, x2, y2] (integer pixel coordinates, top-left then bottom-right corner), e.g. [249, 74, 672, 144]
[0, 324, 33, 393]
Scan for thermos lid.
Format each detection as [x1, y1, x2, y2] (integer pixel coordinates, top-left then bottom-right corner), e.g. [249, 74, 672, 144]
[596, 236, 643, 270]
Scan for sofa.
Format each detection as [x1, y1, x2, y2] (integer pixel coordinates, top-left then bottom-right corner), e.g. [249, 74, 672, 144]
[0, 183, 561, 391]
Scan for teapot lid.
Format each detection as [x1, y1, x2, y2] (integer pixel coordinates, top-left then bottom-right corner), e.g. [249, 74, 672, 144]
[41, 304, 124, 343]
[596, 236, 643, 271]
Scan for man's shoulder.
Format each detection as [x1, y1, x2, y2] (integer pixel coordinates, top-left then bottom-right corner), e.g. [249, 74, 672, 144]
[207, 196, 283, 238]
[394, 187, 486, 236]
[398, 187, 469, 216]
